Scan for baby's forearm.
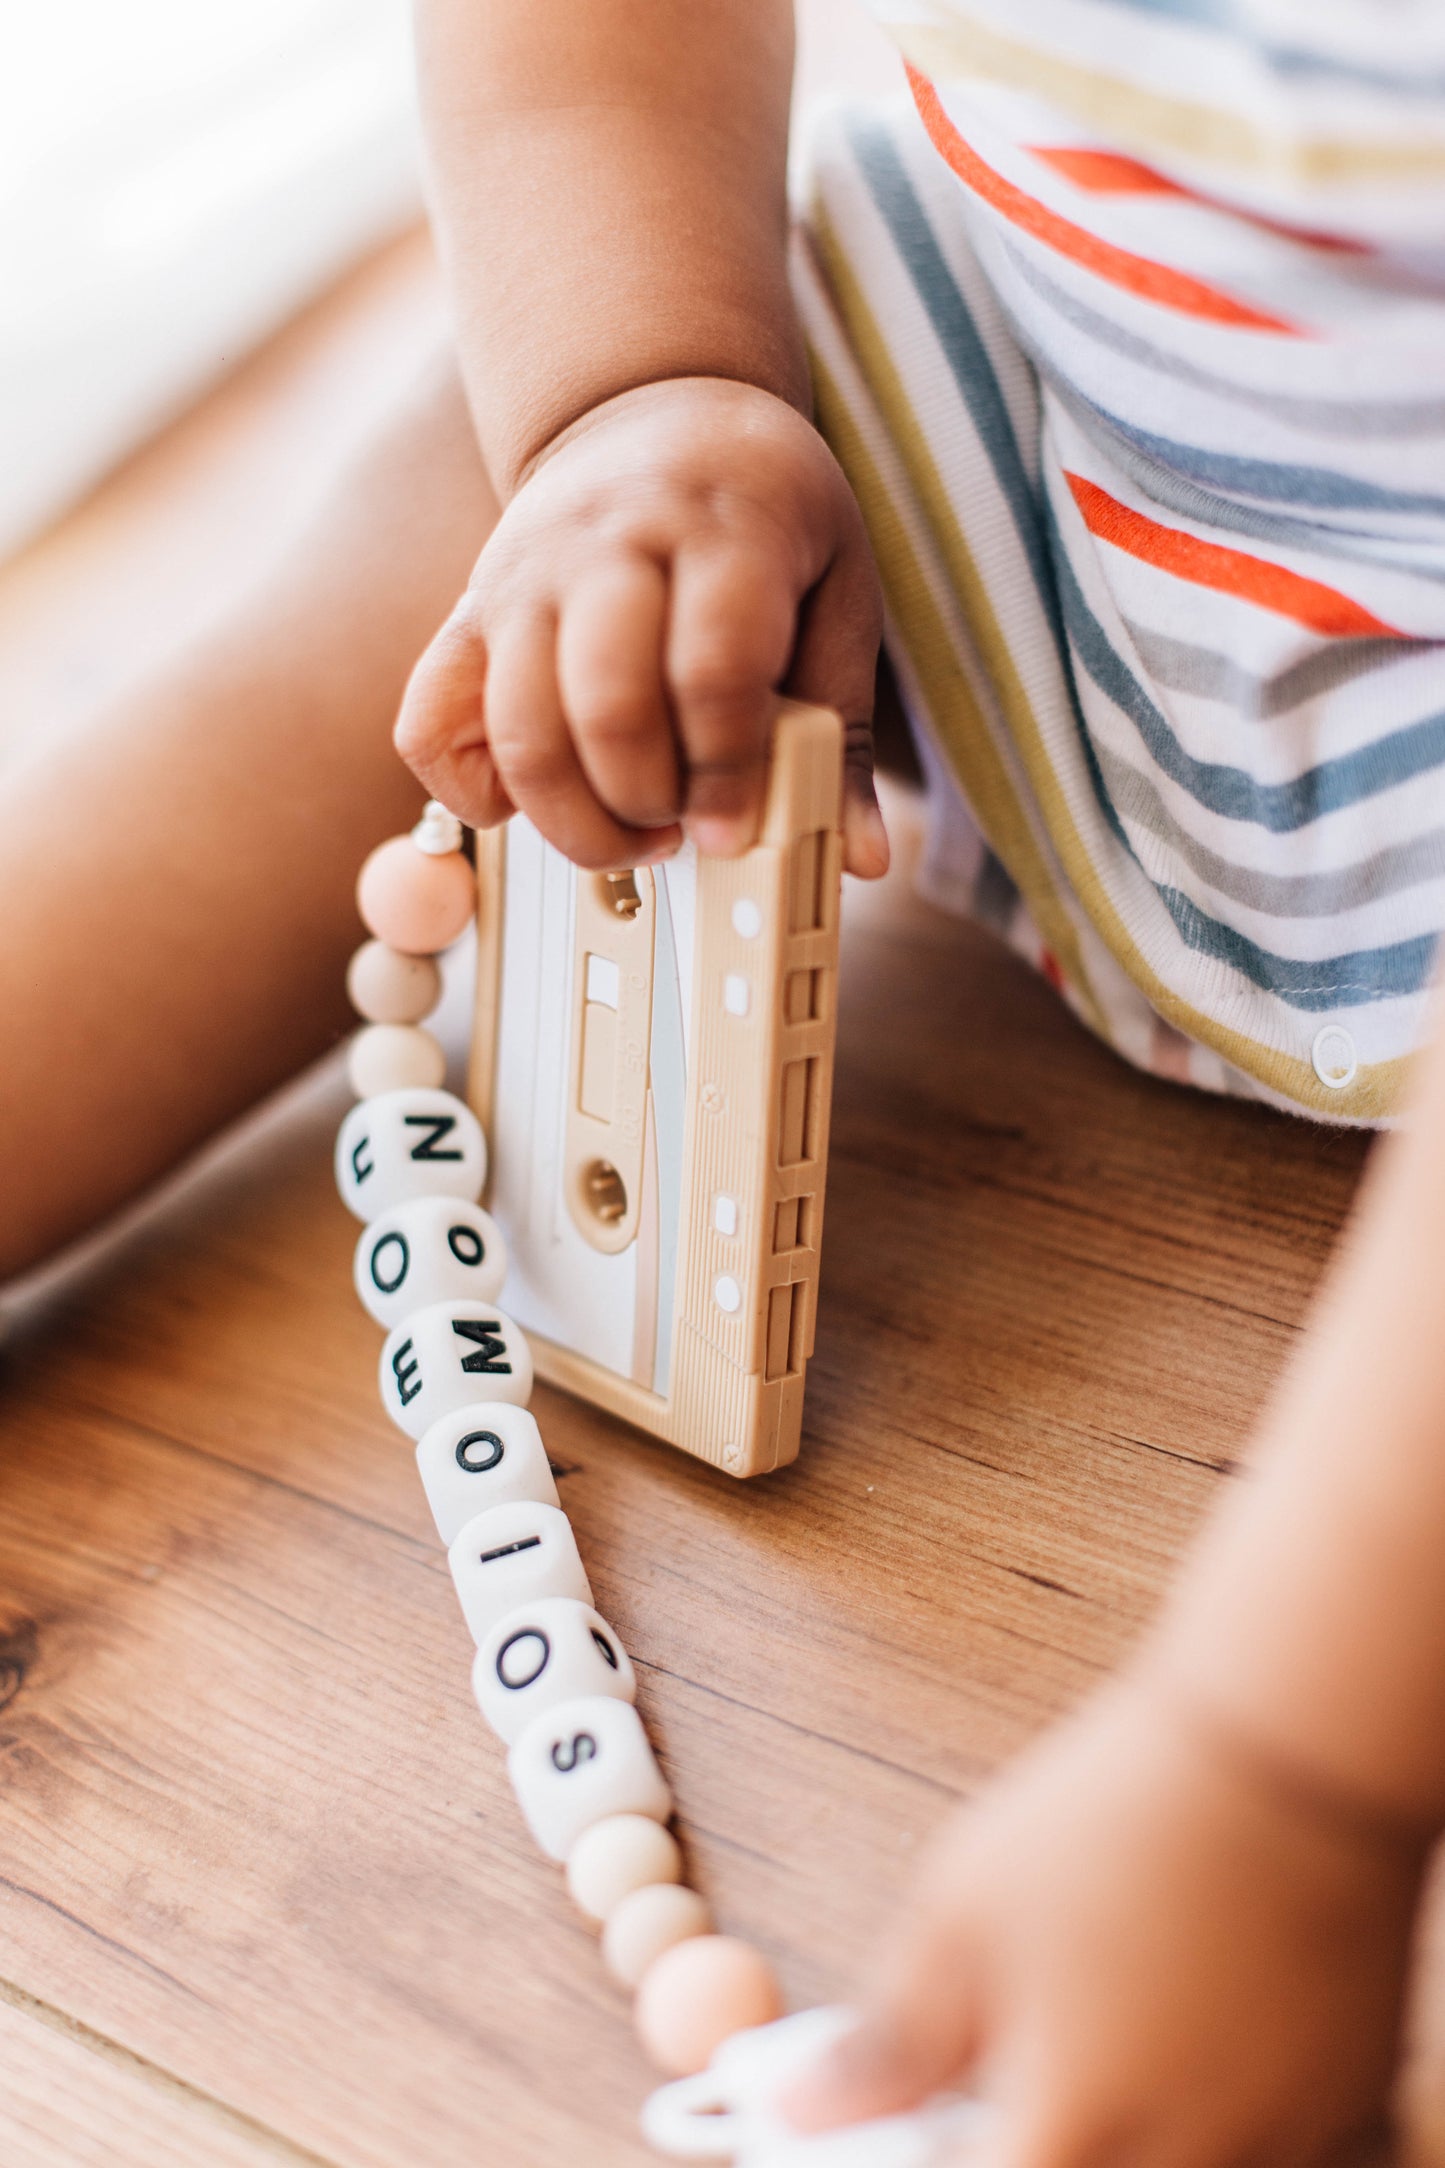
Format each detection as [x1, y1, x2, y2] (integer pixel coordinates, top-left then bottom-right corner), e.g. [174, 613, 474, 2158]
[414, 0, 806, 498]
[1156, 1001, 1445, 1833]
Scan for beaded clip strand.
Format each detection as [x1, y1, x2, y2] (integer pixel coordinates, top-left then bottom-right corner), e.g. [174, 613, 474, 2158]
[336, 803, 992, 2164]
[341, 807, 783, 2066]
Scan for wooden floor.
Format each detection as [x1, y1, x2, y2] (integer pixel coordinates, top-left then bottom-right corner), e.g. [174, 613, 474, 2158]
[0, 201, 1425, 2168]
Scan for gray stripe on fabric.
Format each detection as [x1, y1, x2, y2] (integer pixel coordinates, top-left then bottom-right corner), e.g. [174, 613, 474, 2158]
[1159, 884, 1438, 1008]
[1044, 370, 1445, 579]
[1049, 509, 1445, 829]
[1097, 742, 1445, 914]
[1089, 0, 1445, 97]
[1122, 622, 1424, 717]
[848, 115, 1133, 858]
[1054, 382, 1445, 519]
[974, 847, 1022, 929]
[1002, 242, 1445, 442]
[847, 119, 1050, 584]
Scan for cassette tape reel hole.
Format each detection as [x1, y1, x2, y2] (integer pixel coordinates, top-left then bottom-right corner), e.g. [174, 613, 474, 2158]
[581, 1158, 629, 1228]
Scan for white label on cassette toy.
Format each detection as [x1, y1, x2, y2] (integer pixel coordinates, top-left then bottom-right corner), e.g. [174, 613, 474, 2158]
[489, 826, 694, 1395]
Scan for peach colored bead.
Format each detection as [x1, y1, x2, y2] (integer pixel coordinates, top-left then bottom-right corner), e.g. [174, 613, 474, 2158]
[356, 836, 476, 955]
[567, 1814, 683, 1925]
[634, 1935, 784, 2077]
[347, 1024, 446, 1098]
[603, 1883, 710, 1989]
[346, 940, 442, 1025]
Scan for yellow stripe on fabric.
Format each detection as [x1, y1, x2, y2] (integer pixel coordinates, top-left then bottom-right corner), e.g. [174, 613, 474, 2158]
[893, 19, 1445, 191]
[807, 350, 1106, 1031]
[808, 211, 1411, 1119]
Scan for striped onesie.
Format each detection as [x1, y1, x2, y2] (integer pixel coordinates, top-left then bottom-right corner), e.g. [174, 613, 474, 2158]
[793, 0, 1445, 1123]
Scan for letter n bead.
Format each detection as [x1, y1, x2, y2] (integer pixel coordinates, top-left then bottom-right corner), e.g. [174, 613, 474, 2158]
[508, 1696, 671, 1862]
[379, 1300, 533, 1439]
[335, 1088, 487, 1222]
[472, 1596, 636, 1743]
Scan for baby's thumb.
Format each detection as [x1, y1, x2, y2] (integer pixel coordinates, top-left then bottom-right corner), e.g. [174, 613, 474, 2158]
[780, 1917, 987, 2132]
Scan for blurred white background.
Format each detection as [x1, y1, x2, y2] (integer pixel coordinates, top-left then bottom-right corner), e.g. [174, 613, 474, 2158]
[0, 0, 894, 567]
[0, 0, 421, 558]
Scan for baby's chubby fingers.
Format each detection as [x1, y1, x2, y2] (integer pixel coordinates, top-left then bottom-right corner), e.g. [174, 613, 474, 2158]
[666, 540, 798, 856]
[782, 1840, 988, 2134]
[394, 611, 515, 833]
[484, 611, 681, 871]
[557, 554, 682, 831]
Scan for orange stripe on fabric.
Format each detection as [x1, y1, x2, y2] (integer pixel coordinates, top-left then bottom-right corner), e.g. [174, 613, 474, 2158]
[1065, 472, 1404, 638]
[1028, 145, 1368, 255]
[905, 65, 1304, 334]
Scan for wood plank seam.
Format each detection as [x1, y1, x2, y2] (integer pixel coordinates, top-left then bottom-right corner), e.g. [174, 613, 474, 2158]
[0, 1974, 343, 2168]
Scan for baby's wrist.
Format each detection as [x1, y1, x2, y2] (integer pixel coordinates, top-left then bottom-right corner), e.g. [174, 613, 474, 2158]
[1135, 1647, 1442, 1861]
[507, 373, 804, 499]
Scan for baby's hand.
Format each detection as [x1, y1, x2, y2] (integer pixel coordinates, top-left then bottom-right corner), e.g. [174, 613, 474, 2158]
[395, 377, 887, 876]
[787, 1677, 1424, 2166]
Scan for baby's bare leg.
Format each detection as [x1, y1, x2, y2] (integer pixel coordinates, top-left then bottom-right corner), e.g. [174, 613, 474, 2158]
[0, 360, 497, 1282]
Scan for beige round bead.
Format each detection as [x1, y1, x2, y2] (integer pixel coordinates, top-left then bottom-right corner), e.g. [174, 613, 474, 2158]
[347, 1024, 447, 1098]
[566, 1814, 683, 1925]
[602, 1883, 710, 1989]
[346, 941, 442, 1026]
[634, 1935, 784, 2076]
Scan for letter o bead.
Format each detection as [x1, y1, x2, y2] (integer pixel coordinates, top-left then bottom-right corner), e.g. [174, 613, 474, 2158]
[354, 1196, 508, 1329]
[508, 1695, 671, 1863]
[415, 1402, 557, 1544]
[335, 1088, 486, 1222]
[448, 1503, 591, 1645]
[473, 1597, 635, 1744]
[379, 1300, 533, 1440]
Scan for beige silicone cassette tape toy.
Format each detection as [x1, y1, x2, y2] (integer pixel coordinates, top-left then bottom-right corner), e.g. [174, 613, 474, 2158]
[465, 699, 843, 1478]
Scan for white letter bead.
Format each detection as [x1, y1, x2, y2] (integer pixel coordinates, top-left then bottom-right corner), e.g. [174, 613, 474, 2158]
[415, 1402, 557, 1543]
[448, 1503, 591, 1645]
[508, 1696, 671, 1863]
[379, 1300, 533, 1440]
[472, 1597, 635, 1744]
[335, 1088, 486, 1222]
[354, 1196, 508, 1328]
[566, 1814, 683, 1924]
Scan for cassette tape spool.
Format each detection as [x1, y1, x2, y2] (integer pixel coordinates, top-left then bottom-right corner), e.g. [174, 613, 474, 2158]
[467, 701, 844, 1477]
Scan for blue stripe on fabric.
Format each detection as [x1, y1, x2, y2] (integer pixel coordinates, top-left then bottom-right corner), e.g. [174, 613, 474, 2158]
[848, 114, 1132, 854]
[1094, 0, 1445, 96]
[1050, 515, 1445, 831]
[1159, 886, 1438, 1009]
[1073, 400, 1445, 520]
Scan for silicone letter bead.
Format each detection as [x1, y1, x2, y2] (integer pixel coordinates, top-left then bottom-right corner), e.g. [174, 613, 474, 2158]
[415, 1402, 557, 1544]
[335, 1088, 486, 1223]
[354, 1196, 509, 1330]
[566, 1814, 683, 1925]
[508, 1696, 671, 1863]
[356, 834, 477, 955]
[379, 1300, 533, 1440]
[347, 1023, 446, 1099]
[448, 1503, 591, 1646]
[472, 1596, 636, 1744]
[346, 939, 442, 1026]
